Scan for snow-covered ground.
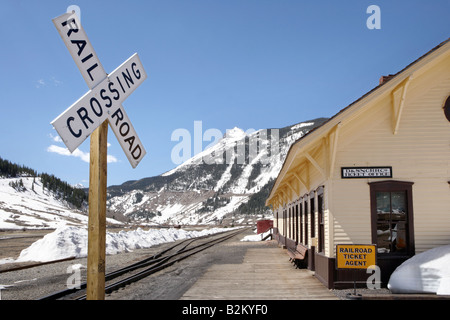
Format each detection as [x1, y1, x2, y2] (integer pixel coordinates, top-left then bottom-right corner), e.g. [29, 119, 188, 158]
[240, 229, 271, 242]
[0, 225, 242, 264]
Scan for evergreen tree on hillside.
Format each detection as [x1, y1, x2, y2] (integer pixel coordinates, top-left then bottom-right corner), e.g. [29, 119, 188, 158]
[0, 157, 37, 177]
[237, 179, 275, 215]
[40, 173, 88, 208]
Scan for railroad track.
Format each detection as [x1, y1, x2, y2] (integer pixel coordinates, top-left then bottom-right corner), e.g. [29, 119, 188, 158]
[38, 227, 249, 300]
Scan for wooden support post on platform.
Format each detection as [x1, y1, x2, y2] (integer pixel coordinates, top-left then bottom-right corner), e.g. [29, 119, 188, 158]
[87, 120, 108, 300]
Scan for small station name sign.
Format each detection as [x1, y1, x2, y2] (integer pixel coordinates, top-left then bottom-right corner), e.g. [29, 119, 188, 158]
[341, 166, 392, 179]
[336, 244, 376, 269]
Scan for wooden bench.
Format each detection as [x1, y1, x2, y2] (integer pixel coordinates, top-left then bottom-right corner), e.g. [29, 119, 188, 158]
[287, 243, 308, 269]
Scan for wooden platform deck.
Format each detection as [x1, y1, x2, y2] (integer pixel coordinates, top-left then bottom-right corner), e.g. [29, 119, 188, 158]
[181, 246, 338, 300]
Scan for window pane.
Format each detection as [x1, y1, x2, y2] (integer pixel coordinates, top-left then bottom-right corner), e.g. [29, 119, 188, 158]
[391, 191, 406, 219]
[376, 192, 390, 214]
[392, 221, 407, 253]
[318, 194, 324, 223]
[377, 222, 391, 253]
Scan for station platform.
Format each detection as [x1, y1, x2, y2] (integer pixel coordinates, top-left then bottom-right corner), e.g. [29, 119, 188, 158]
[180, 240, 338, 300]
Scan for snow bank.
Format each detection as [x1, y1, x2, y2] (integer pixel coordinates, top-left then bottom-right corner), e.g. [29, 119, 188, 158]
[13, 226, 238, 263]
[240, 230, 271, 242]
[16, 226, 88, 262]
[388, 245, 450, 295]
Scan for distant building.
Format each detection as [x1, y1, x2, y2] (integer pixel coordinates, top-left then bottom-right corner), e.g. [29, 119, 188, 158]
[266, 38, 450, 288]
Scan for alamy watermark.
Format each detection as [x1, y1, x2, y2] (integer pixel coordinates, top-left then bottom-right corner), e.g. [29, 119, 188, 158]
[66, 264, 83, 289]
[366, 265, 381, 290]
[67, 5, 81, 21]
[366, 5, 381, 30]
[170, 121, 280, 166]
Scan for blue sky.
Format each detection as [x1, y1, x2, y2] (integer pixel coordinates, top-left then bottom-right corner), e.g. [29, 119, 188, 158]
[0, 0, 449, 187]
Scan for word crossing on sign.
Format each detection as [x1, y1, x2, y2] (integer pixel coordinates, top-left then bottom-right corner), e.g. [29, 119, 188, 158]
[51, 12, 147, 168]
[51, 54, 145, 153]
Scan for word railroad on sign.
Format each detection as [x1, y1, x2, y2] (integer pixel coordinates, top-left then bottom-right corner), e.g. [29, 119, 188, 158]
[51, 11, 147, 168]
[50, 9, 148, 300]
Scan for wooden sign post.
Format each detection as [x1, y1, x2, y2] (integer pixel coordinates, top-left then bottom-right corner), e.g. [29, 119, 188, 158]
[51, 10, 147, 300]
[87, 121, 108, 300]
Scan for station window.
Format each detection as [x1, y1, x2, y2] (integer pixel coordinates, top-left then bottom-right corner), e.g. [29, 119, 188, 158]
[288, 206, 291, 239]
[291, 204, 295, 241]
[304, 196, 309, 245]
[295, 202, 299, 243]
[369, 181, 415, 256]
[317, 187, 325, 253]
[310, 191, 315, 238]
[299, 199, 304, 243]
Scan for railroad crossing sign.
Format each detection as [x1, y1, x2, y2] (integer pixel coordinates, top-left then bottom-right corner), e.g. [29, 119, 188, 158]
[51, 10, 147, 300]
[52, 12, 147, 168]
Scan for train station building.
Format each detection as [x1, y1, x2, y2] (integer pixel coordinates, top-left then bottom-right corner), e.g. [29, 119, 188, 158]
[266, 38, 450, 289]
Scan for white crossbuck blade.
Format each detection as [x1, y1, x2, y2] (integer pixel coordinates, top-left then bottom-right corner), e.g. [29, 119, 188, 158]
[51, 12, 147, 168]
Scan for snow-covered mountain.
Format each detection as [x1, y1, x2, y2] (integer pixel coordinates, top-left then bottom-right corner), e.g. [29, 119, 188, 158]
[107, 118, 328, 226]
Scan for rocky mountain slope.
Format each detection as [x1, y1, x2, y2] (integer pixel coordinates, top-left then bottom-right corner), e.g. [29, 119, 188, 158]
[107, 118, 328, 226]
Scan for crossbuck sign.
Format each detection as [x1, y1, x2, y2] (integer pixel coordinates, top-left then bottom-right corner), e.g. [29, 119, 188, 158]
[51, 10, 147, 300]
[51, 11, 147, 168]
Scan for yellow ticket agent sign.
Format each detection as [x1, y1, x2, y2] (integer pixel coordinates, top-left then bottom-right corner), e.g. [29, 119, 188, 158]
[336, 244, 377, 269]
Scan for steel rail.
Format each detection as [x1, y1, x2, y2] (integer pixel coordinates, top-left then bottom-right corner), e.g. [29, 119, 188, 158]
[0, 256, 77, 274]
